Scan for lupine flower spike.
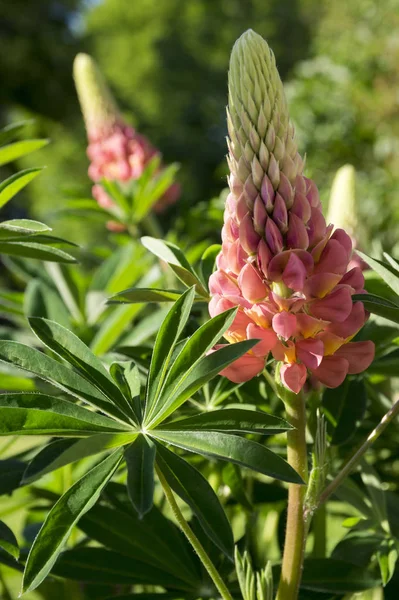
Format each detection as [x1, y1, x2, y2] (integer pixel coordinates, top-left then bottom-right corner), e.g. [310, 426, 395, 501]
[209, 30, 374, 394]
[73, 53, 179, 215]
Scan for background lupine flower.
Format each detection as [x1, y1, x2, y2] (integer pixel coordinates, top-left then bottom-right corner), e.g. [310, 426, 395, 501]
[73, 53, 179, 215]
[209, 30, 374, 394]
[327, 164, 366, 271]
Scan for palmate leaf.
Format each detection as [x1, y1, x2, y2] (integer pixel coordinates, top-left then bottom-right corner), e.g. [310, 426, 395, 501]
[28, 317, 136, 423]
[0, 393, 131, 436]
[0, 520, 19, 559]
[125, 436, 156, 518]
[0, 219, 51, 238]
[358, 251, 399, 298]
[0, 341, 127, 421]
[148, 339, 259, 428]
[0, 139, 49, 166]
[110, 361, 142, 422]
[155, 442, 234, 558]
[109, 288, 187, 304]
[353, 293, 399, 324]
[153, 430, 302, 484]
[299, 558, 381, 593]
[22, 449, 124, 594]
[144, 287, 195, 423]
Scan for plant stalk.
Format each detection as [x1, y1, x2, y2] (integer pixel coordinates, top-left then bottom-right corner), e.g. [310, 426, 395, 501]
[276, 392, 308, 600]
[155, 464, 234, 600]
[318, 396, 399, 507]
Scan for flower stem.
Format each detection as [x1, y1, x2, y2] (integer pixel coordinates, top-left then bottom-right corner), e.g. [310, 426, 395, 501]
[318, 397, 399, 507]
[155, 464, 234, 600]
[276, 392, 308, 600]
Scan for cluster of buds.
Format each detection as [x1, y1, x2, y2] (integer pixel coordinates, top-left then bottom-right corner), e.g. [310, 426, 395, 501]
[209, 31, 374, 394]
[73, 53, 179, 216]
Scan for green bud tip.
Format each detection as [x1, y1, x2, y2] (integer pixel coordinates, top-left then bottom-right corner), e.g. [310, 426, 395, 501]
[327, 164, 358, 238]
[73, 53, 120, 135]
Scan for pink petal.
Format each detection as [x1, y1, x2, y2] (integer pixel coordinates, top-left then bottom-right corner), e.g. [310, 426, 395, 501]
[218, 351, 265, 383]
[272, 312, 297, 340]
[209, 270, 239, 296]
[247, 323, 278, 357]
[328, 302, 366, 339]
[296, 313, 329, 338]
[310, 286, 352, 322]
[331, 228, 353, 259]
[238, 263, 268, 303]
[334, 341, 375, 374]
[280, 363, 307, 394]
[340, 267, 365, 293]
[282, 253, 307, 292]
[312, 356, 349, 388]
[257, 239, 273, 278]
[296, 339, 324, 370]
[305, 273, 342, 298]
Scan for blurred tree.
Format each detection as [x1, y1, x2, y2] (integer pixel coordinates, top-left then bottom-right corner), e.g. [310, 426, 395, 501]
[287, 0, 399, 252]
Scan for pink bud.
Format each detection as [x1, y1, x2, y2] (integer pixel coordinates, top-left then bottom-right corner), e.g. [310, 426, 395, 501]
[265, 217, 284, 254]
[278, 172, 294, 208]
[286, 213, 309, 250]
[257, 239, 273, 278]
[282, 252, 307, 292]
[291, 191, 311, 223]
[239, 214, 261, 254]
[261, 175, 275, 213]
[272, 193, 288, 232]
[272, 312, 297, 340]
[238, 263, 268, 303]
[304, 177, 321, 208]
[331, 228, 353, 260]
[253, 196, 268, 234]
[307, 208, 327, 248]
[280, 362, 307, 394]
[295, 175, 307, 195]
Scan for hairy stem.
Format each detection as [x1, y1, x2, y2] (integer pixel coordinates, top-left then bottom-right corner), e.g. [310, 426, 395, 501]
[318, 397, 399, 507]
[155, 464, 233, 600]
[276, 393, 308, 600]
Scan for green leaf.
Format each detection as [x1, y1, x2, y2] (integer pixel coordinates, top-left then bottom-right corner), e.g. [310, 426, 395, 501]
[150, 308, 237, 418]
[148, 339, 259, 427]
[22, 449, 124, 594]
[299, 558, 381, 593]
[159, 408, 292, 435]
[79, 504, 199, 585]
[125, 436, 156, 518]
[155, 442, 234, 557]
[360, 461, 388, 527]
[323, 379, 367, 445]
[109, 288, 185, 304]
[358, 251, 399, 298]
[0, 393, 131, 436]
[24, 279, 70, 327]
[153, 430, 302, 484]
[0, 168, 43, 208]
[0, 120, 34, 145]
[100, 179, 130, 214]
[141, 237, 208, 296]
[377, 538, 398, 585]
[0, 341, 127, 421]
[51, 547, 194, 590]
[0, 139, 48, 166]
[0, 520, 19, 559]
[0, 219, 51, 239]
[110, 361, 142, 424]
[23, 433, 137, 483]
[29, 317, 135, 423]
[144, 287, 195, 423]
[199, 244, 221, 289]
[133, 162, 180, 222]
[90, 303, 144, 355]
[0, 241, 76, 263]
[222, 463, 252, 510]
[353, 293, 399, 324]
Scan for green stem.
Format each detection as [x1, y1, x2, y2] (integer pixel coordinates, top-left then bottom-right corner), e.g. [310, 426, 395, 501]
[311, 503, 326, 558]
[276, 393, 309, 600]
[155, 464, 233, 600]
[318, 397, 399, 507]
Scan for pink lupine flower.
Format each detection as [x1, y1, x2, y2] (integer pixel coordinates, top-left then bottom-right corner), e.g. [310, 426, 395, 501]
[209, 31, 374, 394]
[73, 53, 180, 217]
